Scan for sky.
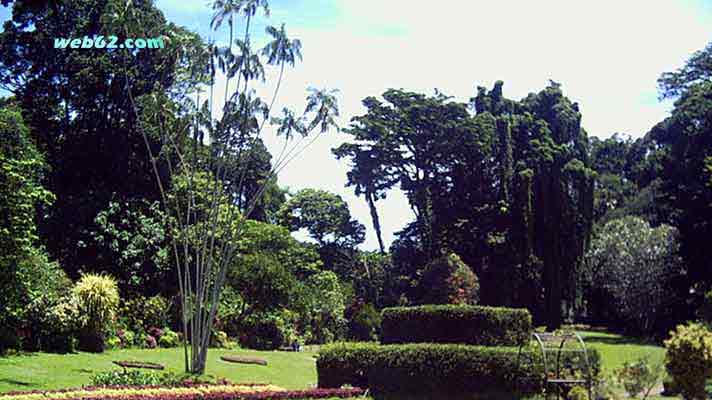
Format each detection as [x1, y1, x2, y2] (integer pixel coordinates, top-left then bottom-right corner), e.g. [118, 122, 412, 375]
[2, 0, 712, 251]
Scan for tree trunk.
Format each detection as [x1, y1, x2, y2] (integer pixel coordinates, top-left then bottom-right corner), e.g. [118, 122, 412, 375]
[366, 190, 385, 254]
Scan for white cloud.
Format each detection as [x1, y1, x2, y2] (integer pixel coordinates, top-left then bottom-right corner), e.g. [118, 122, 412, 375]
[207, 0, 712, 251]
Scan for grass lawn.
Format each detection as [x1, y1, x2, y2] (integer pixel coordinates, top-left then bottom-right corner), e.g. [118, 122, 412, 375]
[0, 347, 318, 393]
[0, 330, 671, 398]
[581, 330, 666, 373]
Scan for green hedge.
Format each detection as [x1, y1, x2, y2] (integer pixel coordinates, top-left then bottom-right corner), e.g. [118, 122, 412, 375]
[381, 305, 532, 346]
[317, 342, 601, 395]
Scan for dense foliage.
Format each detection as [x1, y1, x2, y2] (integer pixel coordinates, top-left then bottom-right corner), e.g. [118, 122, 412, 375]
[72, 274, 120, 352]
[335, 82, 595, 329]
[664, 322, 712, 400]
[583, 216, 684, 335]
[417, 252, 479, 305]
[380, 304, 532, 346]
[317, 342, 600, 395]
[1, 0, 712, 389]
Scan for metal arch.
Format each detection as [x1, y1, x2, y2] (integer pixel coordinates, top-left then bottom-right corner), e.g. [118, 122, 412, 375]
[574, 332, 594, 400]
[528, 331, 593, 400]
[532, 332, 549, 380]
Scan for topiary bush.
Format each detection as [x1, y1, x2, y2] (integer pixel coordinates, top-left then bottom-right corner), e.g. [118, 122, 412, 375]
[72, 273, 120, 353]
[664, 322, 712, 400]
[317, 342, 600, 395]
[418, 252, 479, 305]
[381, 304, 532, 346]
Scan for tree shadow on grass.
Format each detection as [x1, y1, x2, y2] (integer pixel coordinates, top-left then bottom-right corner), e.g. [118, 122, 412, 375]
[582, 333, 656, 346]
[0, 378, 34, 387]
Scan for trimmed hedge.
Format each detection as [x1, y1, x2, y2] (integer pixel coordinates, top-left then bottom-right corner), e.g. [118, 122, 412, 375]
[381, 305, 532, 346]
[317, 342, 600, 395]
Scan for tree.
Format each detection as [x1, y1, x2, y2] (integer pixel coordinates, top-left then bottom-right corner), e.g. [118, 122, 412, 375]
[417, 252, 479, 305]
[583, 216, 684, 335]
[337, 83, 595, 329]
[128, 0, 340, 373]
[0, 0, 196, 279]
[648, 41, 712, 313]
[0, 106, 54, 262]
[0, 105, 56, 347]
[225, 218, 322, 327]
[278, 188, 365, 247]
[88, 200, 170, 296]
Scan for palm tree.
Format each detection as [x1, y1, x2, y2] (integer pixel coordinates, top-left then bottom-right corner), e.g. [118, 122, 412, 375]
[261, 24, 302, 116]
[306, 87, 340, 134]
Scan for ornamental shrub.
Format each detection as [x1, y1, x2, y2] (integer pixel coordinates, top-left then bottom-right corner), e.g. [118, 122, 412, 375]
[418, 252, 479, 305]
[105, 336, 121, 350]
[90, 369, 162, 386]
[72, 274, 120, 352]
[567, 386, 589, 400]
[381, 304, 531, 346]
[211, 330, 232, 349]
[116, 329, 136, 348]
[140, 333, 158, 349]
[664, 322, 712, 399]
[119, 295, 170, 333]
[159, 328, 180, 348]
[614, 356, 664, 398]
[317, 342, 600, 395]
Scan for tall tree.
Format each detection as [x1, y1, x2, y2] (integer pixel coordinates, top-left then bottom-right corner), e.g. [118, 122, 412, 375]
[648, 43, 712, 307]
[337, 82, 595, 329]
[0, 0, 194, 279]
[128, 0, 340, 374]
[278, 188, 365, 247]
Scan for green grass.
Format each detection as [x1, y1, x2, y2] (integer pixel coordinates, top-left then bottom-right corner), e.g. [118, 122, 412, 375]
[580, 330, 665, 373]
[0, 347, 318, 393]
[0, 330, 670, 398]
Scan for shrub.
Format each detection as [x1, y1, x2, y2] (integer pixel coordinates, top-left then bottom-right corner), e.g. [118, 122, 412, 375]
[381, 304, 532, 346]
[614, 356, 664, 399]
[6, 248, 74, 353]
[25, 293, 80, 353]
[664, 322, 712, 400]
[240, 320, 285, 350]
[159, 328, 180, 348]
[119, 295, 170, 333]
[418, 252, 479, 305]
[148, 327, 163, 339]
[347, 302, 381, 342]
[117, 329, 136, 348]
[91, 370, 163, 386]
[317, 342, 599, 394]
[568, 386, 589, 400]
[140, 333, 158, 349]
[73, 274, 120, 352]
[106, 336, 121, 350]
[662, 376, 681, 396]
[211, 330, 232, 349]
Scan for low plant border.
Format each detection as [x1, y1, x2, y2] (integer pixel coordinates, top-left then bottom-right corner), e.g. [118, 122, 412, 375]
[0, 385, 365, 400]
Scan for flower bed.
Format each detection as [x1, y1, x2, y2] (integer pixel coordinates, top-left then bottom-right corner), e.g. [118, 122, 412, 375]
[0, 385, 365, 400]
